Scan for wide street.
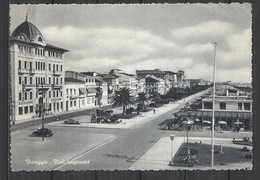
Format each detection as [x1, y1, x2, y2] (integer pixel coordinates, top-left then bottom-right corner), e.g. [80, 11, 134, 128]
[10, 91, 252, 171]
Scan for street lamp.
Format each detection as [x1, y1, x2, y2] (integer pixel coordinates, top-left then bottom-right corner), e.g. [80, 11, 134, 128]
[170, 135, 175, 165]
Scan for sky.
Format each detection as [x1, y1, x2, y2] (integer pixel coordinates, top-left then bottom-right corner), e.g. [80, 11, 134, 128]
[10, 4, 252, 83]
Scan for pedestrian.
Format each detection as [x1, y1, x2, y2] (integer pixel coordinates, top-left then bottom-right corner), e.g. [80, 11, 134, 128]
[153, 109, 156, 114]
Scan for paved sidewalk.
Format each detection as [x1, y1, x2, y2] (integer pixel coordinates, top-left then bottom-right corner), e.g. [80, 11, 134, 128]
[128, 136, 184, 170]
[128, 136, 252, 170]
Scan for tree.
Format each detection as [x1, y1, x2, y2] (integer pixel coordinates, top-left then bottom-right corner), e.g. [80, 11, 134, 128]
[137, 92, 148, 110]
[111, 87, 133, 115]
[150, 92, 161, 103]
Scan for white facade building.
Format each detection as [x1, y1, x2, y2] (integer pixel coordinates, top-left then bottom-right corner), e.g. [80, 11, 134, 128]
[10, 18, 68, 124]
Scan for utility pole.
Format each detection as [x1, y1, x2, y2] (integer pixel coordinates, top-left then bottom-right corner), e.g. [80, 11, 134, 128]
[41, 82, 44, 141]
[211, 42, 217, 169]
[98, 82, 101, 111]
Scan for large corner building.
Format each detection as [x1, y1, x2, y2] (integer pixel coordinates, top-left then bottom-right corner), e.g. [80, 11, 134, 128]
[9, 17, 68, 124]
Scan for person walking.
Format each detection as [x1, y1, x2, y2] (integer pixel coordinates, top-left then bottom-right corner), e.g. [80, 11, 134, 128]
[153, 109, 156, 114]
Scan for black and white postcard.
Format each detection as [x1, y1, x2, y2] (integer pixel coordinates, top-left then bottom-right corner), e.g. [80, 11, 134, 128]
[9, 4, 252, 171]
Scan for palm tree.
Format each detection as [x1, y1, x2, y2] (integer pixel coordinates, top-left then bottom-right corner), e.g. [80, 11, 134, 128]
[111, 87, 133, 115]
[137, 92, 148, 110]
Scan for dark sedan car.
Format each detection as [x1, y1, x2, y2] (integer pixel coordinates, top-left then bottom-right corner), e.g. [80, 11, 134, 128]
[64, 119, 80, 124]
[32, 128, 53, 137]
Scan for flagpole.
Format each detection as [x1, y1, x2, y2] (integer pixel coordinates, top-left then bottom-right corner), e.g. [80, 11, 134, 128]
[211, 42, 217, 169]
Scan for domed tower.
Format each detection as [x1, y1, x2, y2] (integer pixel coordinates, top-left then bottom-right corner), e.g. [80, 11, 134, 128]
[10, 16, 68, 124]
[11, 15, 46, 46]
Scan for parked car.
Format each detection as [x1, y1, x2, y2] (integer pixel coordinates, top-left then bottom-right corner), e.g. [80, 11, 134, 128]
[149, 103, 157, 107]
[64, 119, 80, 124]
[32, 128, 53, 137]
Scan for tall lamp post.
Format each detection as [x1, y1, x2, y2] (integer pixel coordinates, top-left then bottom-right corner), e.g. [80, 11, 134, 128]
[170, 135, 175, 165]
[211, 42, 217, 169]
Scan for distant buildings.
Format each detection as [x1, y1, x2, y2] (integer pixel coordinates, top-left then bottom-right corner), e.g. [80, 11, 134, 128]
[186, 79, 212, 87]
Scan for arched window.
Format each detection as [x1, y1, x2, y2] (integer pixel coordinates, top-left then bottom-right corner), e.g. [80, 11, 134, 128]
[38, 37, 42, 42]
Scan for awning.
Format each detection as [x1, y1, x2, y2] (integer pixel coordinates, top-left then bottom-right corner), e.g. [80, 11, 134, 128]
[87, 88, 97, 93]
[174, 110, 252, 120]
[79, 88, 86, 94]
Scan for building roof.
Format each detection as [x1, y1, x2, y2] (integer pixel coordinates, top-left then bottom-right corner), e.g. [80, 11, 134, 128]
[136, 69, 167, 75]
[145, 77, 159, 83]
[11, 19, 45, 42]
[164, 71, 176, 75]
[202, 97, 252, 102]
[65, 77, 85, 83]
[120, 72, 136, 77]
[11, 19, 68, 52]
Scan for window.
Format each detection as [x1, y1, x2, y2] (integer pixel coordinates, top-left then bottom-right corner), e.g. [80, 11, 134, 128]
[70, 89, 72, 95]
[61, 102, 63, 110]
[49, 64, 51, 71]
[66, 89, 68, 96]
[24, 106, 28, 114]
[74, 100, 76, 106]
[220, 102, 226, 110]
[60, 65, 62, 71]
[53, 103, 56, 111]
[24, 77, 27, 85]
[29, 62, 32, 70]
[49, 77, 51, 84]
[60, 91, 62, 97]
[24, 61, 27, 69]
[56, 91, 59, 97]
[87, 98, 90, 104]
[70, 101, 72, 107]
[19, 92, 22, 101]
[82, 100, 84, 105]
[19, 76, 22, 84]
[30, 77, 32, 84]
[56, 77, 58, 84]
[53, 64, 55, 71]
[40, 62, 43, 70]
[204, 102, 213, 109]
[92, 97, 94, 103]
[53, 78, 55, 84]
[60, 78, 62, 84]
[56, 64, 58, 71]
[74, 89, 76, 95]
[19, 107, 23, 115]
[43, 62, 45, 70]
[30, 92, 32, 99]
[53, 91, 55, 98]
[244, 103, 251, 111]
[49, 103, 52, 111]
[24, 92, 27, 100]
[38, 62, 40, 70]
[57, 102, 59, 111]
[238, 103, 242, 110]
[49, 91, 51, 98]
[30, 106, 33, 113]
[18, 60, 21, 69]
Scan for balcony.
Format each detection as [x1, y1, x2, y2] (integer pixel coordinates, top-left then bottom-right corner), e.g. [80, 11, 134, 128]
[51, 70, 63, 76]
[18, 68, 29, 74]
[29, 69, 35, 75]
[51, 84, 63, 89]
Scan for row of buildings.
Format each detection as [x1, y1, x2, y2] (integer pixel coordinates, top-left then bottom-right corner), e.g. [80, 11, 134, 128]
[9, 18, 211, 124]
[178, 83, 253, 129]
